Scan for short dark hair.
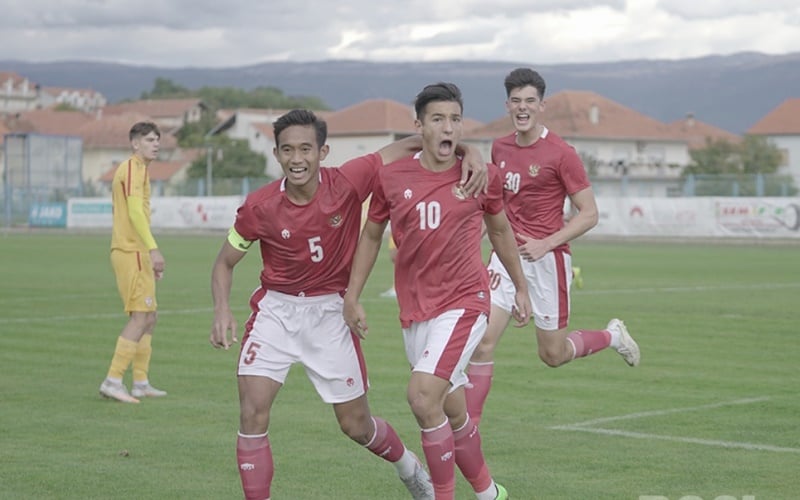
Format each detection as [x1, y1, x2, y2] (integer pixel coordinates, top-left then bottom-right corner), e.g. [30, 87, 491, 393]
[413, 82, 463, 119]
[129, 121, 160, 141]
[504, 68, 546, 99]
[273, 109, 327, 148]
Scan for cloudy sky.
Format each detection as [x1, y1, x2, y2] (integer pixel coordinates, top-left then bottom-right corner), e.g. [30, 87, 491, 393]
[2, 0, 798, 68]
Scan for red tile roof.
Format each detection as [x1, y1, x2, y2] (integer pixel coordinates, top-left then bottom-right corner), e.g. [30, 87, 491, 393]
[326, 99, 417, 135]
[668, 114, 740, 149]
[466, 90, 678, 141]
[99, 159, 189, 183]
[78, 112, 177, 150]
[747, 98, 800, 135]
[3, 109, 93, 136]
[103, 98, 203, 118]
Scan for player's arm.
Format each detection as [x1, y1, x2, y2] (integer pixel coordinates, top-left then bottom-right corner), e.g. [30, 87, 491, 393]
[210, 228, 252, 350]
[547, 187, 599, 250]
[485, 210, 532, 327]
[127, 195, 165, 278]
[343, 219, 388, 338]
[375, 135, 487, 197]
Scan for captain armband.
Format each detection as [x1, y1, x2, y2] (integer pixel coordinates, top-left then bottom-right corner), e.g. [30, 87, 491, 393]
[227, 227, 255, 252]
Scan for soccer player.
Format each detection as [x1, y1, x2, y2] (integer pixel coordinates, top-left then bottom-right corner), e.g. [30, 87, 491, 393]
[465, 68, 641, 426]
[343, 83, 531, 500]
[99, 121, 167, 403]
[209, 109, 487, 500]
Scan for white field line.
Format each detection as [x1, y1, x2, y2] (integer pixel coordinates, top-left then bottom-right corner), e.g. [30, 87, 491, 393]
[3, 281, 798, 309]
[576, 282, 800, 295]
[551, 397, 800, 454]
[0, 297, 391, 325]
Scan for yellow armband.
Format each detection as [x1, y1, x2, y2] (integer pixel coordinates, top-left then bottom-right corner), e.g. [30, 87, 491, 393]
[227, 227, 254, 252]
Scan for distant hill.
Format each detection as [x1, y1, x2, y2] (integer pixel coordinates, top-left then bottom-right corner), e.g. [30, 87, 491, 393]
[3, 52, 799, 134]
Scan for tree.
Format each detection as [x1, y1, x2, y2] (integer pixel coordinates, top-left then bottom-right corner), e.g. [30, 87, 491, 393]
[141, 78, 191, 99]
[684, 136, 782, 175]
[683, 136, 796, 196]
[186, 137, 268, 179]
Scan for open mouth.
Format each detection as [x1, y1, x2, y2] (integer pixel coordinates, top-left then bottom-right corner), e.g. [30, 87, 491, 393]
[515, 113, 530, 125]
[438, 140, 454, 156]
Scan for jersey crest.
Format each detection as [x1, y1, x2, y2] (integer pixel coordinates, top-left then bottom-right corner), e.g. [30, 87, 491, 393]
[329, 214, 343, 228]
[451, 184, 467, 201]
[528, 164, 541, 177]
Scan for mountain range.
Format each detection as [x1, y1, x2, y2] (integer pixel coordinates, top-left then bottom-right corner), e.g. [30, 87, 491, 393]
[3, 52, 800, 134]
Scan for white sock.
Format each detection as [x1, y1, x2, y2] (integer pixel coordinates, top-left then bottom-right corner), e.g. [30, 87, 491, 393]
[608, 326, 621, 349]
[394, 448, 418, 478]
[476, 481, 498, 500]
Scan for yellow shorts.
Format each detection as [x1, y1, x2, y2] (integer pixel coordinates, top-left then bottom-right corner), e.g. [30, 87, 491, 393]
[111, 249, 157, 313]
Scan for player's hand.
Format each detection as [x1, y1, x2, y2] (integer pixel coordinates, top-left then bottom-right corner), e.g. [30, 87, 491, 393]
[150, 249, 165, 280]
[460, 146, 488, 197]
[511, 289, 532, 327]
[343, 296, 369, 339]
[516, 233, 550, 262]
[210, 309, 239, 350]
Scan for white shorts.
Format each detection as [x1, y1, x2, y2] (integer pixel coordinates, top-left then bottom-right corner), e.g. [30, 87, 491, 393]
[402, 309, 487, 390]
[487, 250, 572, 331]
[238, 290, 368, 404]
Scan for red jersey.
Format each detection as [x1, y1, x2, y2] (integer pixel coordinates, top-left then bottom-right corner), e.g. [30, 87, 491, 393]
[234, 154, 380, 296]
[369, 154, 505, 327]
[492, 127, 591, 252]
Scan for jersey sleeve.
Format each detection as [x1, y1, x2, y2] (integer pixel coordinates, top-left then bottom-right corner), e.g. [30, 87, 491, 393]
[367, 171, 390, 224]
[339, 153, 382, 202]
[560, 146, 591, 195]
[232, 197, 260, 242]
[127, 163, 148, 198]
[483, 164, 505, 215]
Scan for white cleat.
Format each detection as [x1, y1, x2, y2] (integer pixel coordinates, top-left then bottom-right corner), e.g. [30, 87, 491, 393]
[399, 452, 434, 500]
[100, 380, 140, 403]
[380, 287, 397, 298]
[131, 383, 168, 398]
[608, 318, 640, 367]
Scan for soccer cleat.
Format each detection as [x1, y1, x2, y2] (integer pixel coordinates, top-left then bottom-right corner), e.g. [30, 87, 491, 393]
[380, 287, 397, 298]
[495, 483, 509, 499]
[99, 380, 140, 403]
[608, 318, 640, 367]
[399, 452, 434, 500]
[131, 383, 168, 398]
[572, 266, 583, 289]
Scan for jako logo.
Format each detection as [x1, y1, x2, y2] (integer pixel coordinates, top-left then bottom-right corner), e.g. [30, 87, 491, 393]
[640, 496, 755, 500]
[440, 451, 453, 462]
[240, 463, 256, 471]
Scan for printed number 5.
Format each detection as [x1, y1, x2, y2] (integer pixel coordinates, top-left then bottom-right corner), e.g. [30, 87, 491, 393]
[244, 342, 261, 365]
[308, 236, 324, 263]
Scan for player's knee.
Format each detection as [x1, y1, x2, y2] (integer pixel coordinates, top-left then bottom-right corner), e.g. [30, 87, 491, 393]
[239, 404, 268, 434]
[407, 392, 438, 423]
[538, 347, 567, 368]
[337, 413, 371, 444]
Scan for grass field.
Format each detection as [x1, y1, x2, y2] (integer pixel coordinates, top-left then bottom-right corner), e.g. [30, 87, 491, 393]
[1, 231, 798, 500]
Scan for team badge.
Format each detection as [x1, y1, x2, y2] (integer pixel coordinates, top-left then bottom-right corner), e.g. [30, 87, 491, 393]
[499, 160, 506, 169]
[281, 229, 290, 240]
[529, 164, 540, 177]
[403, 189, 413, 200]
[329, 214, 343, 227]
[451, 184, 467, 201]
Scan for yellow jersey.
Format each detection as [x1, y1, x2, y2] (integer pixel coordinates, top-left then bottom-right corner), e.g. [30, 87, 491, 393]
[111, 155, 152, 252]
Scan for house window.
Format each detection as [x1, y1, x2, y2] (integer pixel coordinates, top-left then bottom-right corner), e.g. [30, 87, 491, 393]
[779, 148, 789, 167]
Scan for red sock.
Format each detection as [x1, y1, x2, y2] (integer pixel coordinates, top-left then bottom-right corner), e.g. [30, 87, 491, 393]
[567, 329, 611, 359]
[421, 422, 456, 499]
[366, 417, 405, 463]
[465, 362, 494, 426]
[453, 418, 492, 493]
[237, 433, 273, 500]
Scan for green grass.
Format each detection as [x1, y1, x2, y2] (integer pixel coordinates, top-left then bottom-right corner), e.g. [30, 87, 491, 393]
[1, 232, 798, 499]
